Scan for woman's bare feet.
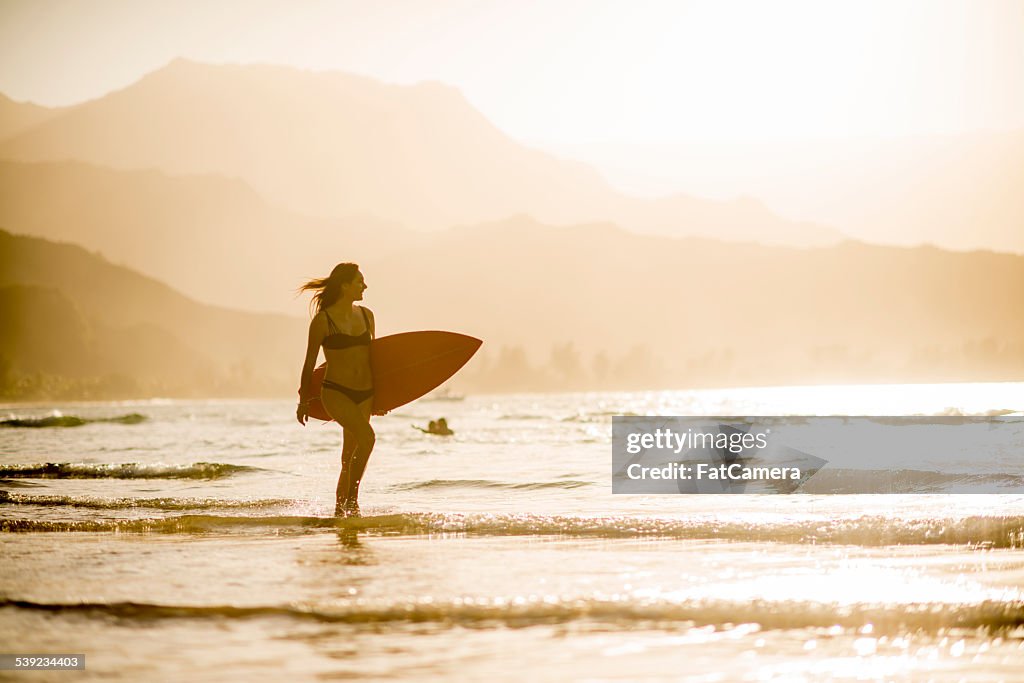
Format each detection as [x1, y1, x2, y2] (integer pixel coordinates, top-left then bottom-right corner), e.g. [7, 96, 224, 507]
[335, 500, 361, 517]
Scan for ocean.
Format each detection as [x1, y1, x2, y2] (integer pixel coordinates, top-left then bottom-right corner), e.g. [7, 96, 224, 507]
[2, 382, 1023, 681]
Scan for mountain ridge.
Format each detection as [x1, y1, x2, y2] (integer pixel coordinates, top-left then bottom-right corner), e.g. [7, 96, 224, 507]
[1, 226, 1021, 398]
[0, 228, 302, 398]
[0, 59, 840, 246]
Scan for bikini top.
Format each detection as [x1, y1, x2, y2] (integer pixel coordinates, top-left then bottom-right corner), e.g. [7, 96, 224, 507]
[322, 307, 371, 350]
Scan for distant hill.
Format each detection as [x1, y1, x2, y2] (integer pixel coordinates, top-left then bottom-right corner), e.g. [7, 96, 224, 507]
[0, 229, 303, 399]
[1, 222, 1022, 397]
[364, 215, 1024, 389]
[0, 284, 217, 397]
[0, 159, 416, 312]
[0, 93, 59, 141]
[800, 131, 1024, 255]
[0, 59, 839, 247]
[555, 131, 1024, 254]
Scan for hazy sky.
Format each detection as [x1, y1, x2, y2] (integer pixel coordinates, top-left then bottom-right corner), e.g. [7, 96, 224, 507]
[1, 0, 1022, 144]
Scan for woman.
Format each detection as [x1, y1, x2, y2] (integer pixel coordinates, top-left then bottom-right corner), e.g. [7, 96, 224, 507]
[296, 263, 376, 516]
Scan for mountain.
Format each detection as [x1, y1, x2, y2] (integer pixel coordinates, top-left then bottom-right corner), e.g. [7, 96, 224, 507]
[0, 59, 839, 246]
[0, 229, 303, 398]
[1, 221, 1022, 397]
[0, 93, 59, 141]
[800, 131, 1024, 254]
[0, 159, 415, 312]
[554, 131, 1024, 254]
[363, 215, 1024, 389]
[0, 284, 216, 395]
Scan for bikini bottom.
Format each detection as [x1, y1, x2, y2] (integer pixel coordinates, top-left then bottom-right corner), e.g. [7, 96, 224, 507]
[321, 379, 375, 405]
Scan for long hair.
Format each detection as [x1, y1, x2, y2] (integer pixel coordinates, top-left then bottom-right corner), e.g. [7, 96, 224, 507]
[298, 263, 360, 317]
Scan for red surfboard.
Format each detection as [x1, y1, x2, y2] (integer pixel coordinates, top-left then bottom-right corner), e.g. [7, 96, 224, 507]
[304, 331, 482, 422]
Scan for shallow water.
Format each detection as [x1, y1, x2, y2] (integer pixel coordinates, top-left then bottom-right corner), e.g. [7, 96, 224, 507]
[2, 383, 1023, 681]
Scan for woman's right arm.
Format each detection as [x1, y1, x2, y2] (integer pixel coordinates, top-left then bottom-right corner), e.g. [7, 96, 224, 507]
[296, 313, 325, 425]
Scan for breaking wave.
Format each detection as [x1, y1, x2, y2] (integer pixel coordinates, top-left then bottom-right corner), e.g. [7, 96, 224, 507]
[802, 468, 1024, 494]
[0, 493, 295, 510]
[0, 462, 262, 480]
[390, 479, 593, 491]
[1, 413, 147, 428]
[3, 512, 1024, 547]
[2, 597, 1021, 634]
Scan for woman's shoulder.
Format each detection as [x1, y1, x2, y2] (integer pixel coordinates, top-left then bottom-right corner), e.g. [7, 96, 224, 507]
[310, 308, 328, 327]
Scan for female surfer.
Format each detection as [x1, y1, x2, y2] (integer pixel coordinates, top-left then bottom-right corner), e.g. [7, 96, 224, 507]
[296, 263, 376, 516]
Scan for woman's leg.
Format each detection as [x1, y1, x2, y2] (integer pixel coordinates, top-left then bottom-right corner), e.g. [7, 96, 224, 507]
[336, 427, 359, 508]
[321, 390, 375, 514]
[345, 398, 374, 503]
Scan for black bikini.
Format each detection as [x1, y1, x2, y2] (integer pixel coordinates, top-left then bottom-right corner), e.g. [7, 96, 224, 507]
[323, 307, 372, 350]
[320, 307, 374, 404]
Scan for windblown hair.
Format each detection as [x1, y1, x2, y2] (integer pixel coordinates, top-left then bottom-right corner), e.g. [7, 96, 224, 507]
[298, 263, 360, 316]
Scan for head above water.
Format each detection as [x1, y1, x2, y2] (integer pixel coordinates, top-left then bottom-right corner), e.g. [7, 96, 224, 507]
[298, 263, 367, 316]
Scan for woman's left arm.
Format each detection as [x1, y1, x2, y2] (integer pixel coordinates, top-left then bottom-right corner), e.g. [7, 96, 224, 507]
[296, 314, 326, 425]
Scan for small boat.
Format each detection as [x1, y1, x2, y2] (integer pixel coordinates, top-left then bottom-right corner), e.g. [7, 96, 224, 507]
[423, 387, 465, 402]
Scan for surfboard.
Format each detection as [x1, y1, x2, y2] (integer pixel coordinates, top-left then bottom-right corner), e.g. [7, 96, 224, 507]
[304, 331, 482, 422]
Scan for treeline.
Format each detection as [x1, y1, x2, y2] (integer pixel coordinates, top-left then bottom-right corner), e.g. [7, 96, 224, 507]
[458, 339, 1024, 393]
[0, 230, 299, 401]
[0, 356, 292, 401]
[4, 229, 1024, 401]
[4, 338, 1022, 402]
[0, 282, 292, 401]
